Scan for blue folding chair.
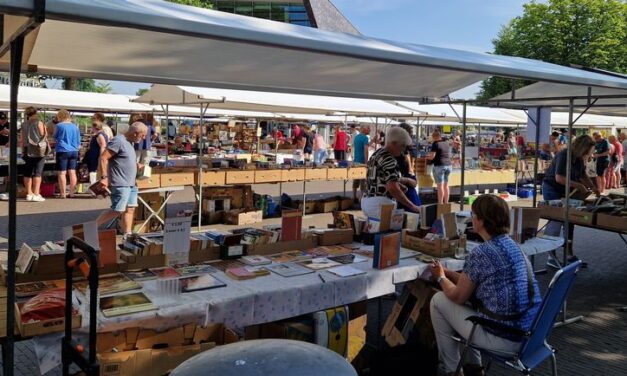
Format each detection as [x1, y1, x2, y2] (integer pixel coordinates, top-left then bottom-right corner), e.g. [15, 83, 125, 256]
[454, 260, 582, 376]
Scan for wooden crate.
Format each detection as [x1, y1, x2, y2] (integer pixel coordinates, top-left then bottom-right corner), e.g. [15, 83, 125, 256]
[254, 169, 282, 183]
[327, 168, 348, 180]
[305, 168, 328, 181]
[160, 170, 195, 187]
[226, 170, 255, 185]
[199, 170, 226, 186]
[16, 303, 82, 337]
[281, 169, 305, 182]
[136, 174, 161, 189]
[348, 167, 367, 179]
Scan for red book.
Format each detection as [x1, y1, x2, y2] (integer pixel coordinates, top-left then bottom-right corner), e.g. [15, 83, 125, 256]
[281, 209, 302, 242]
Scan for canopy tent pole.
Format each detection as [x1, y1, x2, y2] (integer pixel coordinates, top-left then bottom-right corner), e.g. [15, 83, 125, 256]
[162, 105, 170, 164]
[459, 102, 467, 211]
[374, 117, 378, 149]
[4, 33, 26, 376]
[198, 104, 209, 231]
[532, 107, 541, 207]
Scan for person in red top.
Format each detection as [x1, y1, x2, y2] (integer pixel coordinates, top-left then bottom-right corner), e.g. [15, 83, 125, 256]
[608, 135, 623, 189]
[333, 124, 348, 161]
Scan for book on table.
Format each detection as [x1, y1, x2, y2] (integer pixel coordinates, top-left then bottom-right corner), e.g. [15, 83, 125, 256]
[225, 266, 271, 280]
[99, 292, 157, 317]
[148, 266, 181, 279]
[298, 258, 342, 270]
[76, 273, 141, 296]
[327, 265, 367, 278]
[123, 269, 158, 282]
[265, 262, 315, 277]
[239, 255, 272, 266]
[179, 274, 227, 292]
[373, 232, 401, 270]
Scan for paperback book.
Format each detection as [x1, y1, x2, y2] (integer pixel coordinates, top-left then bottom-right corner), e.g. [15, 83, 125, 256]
[239, 255, 272, 266]
[15, 280, 64, 298]
[327, 265, 367, 278]
[174, 263, 219, 276]
[149, 266, 181, 279]
[373, 232, 401, 270]
[225, 266, 271, 280]
[327, 254, 369, 264]
[100, 292, 157, 317]
[298, 258, 342, 270]
[123, 269, 157, 282]
[76, 274, 141, 296]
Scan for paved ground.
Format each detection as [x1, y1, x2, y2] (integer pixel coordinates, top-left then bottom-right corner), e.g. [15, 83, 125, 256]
[0, 181, 625, 375]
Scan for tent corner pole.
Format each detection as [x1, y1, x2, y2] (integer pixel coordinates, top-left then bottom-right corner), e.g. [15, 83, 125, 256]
[459, 102, 467, 211]
[5, 34, 26, 376]
[532, 107, 541, 208]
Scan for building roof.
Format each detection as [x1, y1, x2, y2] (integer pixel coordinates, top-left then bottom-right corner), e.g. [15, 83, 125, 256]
[307, 0, 360, 35]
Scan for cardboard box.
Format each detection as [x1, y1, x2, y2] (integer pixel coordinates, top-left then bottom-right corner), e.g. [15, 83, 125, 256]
[16, 303, 81, 337]
[188, 246, 221, 264]
[136, 174, 161, 190]
[203, 210, 225, 225]
[401, 230, 461, 258]
[292, 200, 317, 215]
[315, 229, 354, 246]
[160, 170, 195, 187]
[199, 170, 226, 186]
[315, 199, 339, 213]
[281, 168, 305, 182]
[246, 238, 318, 256]
[382, 280, 436, 347]
[348, 167, 367, 180]
[225, 170, 255, 184]
[327, 168, 348, 180]
[538, 203, 565, 221]
[339, 197, 353, 211]
[305, 168, 328, 180]
[595, 213, 627, 232]
[225, 210, 263, 225]
[98, 323, 238, 376]
[254, 169, 282, 183]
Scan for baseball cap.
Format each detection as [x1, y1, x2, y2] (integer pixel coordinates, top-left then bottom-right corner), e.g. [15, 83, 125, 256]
[0, 112, 6, 120]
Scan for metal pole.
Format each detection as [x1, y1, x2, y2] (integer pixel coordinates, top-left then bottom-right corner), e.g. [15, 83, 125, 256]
[198, 104, 207, 231]
[532, 107, 541, 208]
[460, 102, 467, 211]
[5, 34, 25, 376]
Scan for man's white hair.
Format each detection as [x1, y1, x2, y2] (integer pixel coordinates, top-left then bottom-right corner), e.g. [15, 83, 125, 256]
[385, 126, 412, 147]
[129, 121, 148, 134]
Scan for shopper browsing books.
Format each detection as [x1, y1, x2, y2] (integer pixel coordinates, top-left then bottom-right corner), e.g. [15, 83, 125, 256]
[95, 122, 148, 235]
[361, 127, 419, 217]
[429, 195, 541, 376]
[53, 109, 81, 198]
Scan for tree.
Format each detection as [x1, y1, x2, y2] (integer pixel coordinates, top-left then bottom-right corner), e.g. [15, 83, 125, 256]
[68, 78, 113, 93]
[165, 0, 214, 9]
[136, 88, 149, 96]
[478, 0, 627, 100]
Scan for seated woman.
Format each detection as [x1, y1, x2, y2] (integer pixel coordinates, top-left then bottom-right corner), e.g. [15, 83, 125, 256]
[169, 136, 191, 155]
[429, 195, 541, 376]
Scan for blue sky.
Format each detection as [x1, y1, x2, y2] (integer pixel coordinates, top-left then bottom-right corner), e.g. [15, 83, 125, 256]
[49, 0, 531, 98]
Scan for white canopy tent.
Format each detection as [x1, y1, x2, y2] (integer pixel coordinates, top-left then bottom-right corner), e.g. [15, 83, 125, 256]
[492, 82, 627, 116]
[394, 102, 526, 124]
[134, 84, 418, 116]
[2, 0, 627, 102]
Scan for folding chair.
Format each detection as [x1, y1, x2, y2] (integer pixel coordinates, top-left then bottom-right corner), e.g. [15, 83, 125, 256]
[454, 260, 582, 375]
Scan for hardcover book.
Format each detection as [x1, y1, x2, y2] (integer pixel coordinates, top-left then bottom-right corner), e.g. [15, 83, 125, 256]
[100, 292, 157, 317]
[281, 209, 303, 242]
[123, 269, 157, 282]
[239, 255, 272, 266]
[174, 264, 219, 276]
[148, 267, 181, 279]
[179, 274, 227, 292]
[373, 232, 401, 270]
[76, 274, 141, 296]
[298, 258, 342, 270]
[225, 266, 271, 280]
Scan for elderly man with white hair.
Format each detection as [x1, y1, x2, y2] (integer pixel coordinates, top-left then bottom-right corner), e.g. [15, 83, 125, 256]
[362, 127, 420, 217]
[96, 122, 148, 235]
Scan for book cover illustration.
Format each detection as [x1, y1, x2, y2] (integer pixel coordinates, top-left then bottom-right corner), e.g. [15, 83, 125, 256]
[179, 274, 227, 292]
[76, 273, 141, 296]
[265, 262, 315, 277]
[123, 269, 158, 282]
[206, 259, 245, 272]
[239, 255, 272, 266]
[373, 232, 401, 269]
[225, 266, 271, 280]
[298, 258, 342, 270]
[174, 264, 219, 276]
[15, 280, 64, 298]
[100, 292, 157, 318]
[328, 254, 369, 264]
[149, 267, 181, 279]
[269, 250, 312, 263]
[333, 211, 355, 230]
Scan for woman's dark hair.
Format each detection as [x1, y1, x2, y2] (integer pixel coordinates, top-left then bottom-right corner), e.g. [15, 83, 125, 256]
[471, 194, 510, 237]
[397, 122, 414, 137]
[571, 134, 595, 160]
[24, 106, 37, 118]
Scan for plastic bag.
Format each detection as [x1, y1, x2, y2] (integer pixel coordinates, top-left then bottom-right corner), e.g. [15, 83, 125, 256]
[20, 288, 75, 322]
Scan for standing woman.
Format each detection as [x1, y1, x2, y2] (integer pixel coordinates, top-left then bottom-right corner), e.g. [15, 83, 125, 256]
[53, 109, 81, 198]
[607, 135, 622, 189]
[312, 130, 328, 165]
[333, 124, 348, 161]
[427, 131, 453, 204]
[21, 107, 47, 202]
[86, 121, 109, 184]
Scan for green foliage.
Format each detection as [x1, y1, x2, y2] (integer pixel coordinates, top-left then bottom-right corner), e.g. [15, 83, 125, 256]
[136, 88, 149, 96]
[478, 0, 627, 100]
[67, 78, 113, 93]
[165, 0, 214, 9]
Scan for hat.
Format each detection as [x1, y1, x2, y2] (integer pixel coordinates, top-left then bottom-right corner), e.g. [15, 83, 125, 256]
[0, 112, 6, 120]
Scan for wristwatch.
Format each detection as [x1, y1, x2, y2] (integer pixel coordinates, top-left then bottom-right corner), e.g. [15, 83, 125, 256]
[436, 276, 445, 285]
[100, 175, 108, 180]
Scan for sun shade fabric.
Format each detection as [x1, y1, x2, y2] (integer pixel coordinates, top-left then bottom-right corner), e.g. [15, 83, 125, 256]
[394, 102, 527, 124]
[2, 0, 627, 101]
[493, 82, 627, 116]
[134, 84, 418, 115]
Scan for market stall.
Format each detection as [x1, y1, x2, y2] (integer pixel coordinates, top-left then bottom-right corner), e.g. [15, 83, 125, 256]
[2, 1, 627, 375]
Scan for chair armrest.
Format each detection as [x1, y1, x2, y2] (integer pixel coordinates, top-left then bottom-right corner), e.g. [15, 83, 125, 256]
[466, 316, 530, 338]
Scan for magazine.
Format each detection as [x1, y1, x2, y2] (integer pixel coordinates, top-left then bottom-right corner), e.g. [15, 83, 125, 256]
[298, 257, 342, 270]
[239, 255, 272, 266]
[100, 292, 157, 317]
[179, 274, 227, 292]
